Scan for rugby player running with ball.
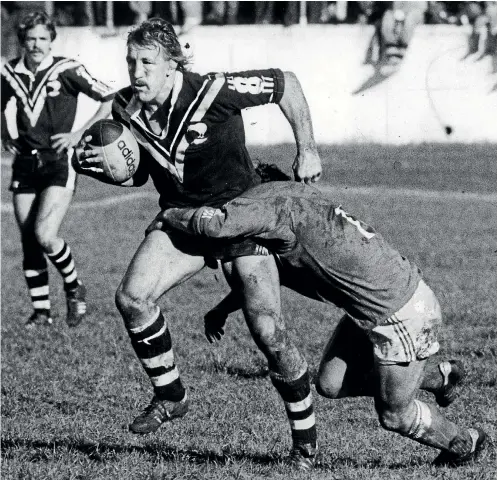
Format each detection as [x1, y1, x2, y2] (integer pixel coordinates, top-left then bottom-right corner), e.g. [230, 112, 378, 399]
[74, 18, 322, 470]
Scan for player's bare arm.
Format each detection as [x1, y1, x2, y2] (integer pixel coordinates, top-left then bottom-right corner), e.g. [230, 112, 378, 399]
[51, 99, 113, 154]
[280, 71, 322, 184]
[1, 111, 20, 155]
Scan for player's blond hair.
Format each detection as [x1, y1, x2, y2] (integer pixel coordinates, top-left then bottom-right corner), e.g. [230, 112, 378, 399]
[127, 18, 190, 72]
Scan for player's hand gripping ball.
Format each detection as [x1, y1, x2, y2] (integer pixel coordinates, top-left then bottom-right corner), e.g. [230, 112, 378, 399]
[83, 119, 140, 183]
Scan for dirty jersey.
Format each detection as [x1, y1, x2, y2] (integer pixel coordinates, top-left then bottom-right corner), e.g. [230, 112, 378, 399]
[163, 182, 422, 328]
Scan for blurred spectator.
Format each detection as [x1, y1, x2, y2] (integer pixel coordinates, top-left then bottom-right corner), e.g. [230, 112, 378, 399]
[1, 5, 18, 60]
[129, 1, 152, 24]
[380, 1, 427, 64]
[355, 1, 375, 24]
[205, 1, 239, 25]
[180, 1, 202, 31]
[283, 1, 329, 25]
[255, 1, 275, 24]
[464, 1, 497, 59]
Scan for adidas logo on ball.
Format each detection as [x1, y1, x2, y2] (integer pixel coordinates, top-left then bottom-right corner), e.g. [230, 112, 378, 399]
[118, 140, 138, 177]
[85, 119, 141, 184]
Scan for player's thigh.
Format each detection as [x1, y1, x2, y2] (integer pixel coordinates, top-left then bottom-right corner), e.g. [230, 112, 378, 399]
[317, 315, 372, 395]
[35, 186, 74, 239]
[374, 359, 426, 413]
[13, 192, 38, 232]
[119, 229, 206, 305]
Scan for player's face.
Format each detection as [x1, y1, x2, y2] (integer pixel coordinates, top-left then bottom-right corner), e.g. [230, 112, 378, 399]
[23, 25, 53, 67]
[127, 44, 175, 105]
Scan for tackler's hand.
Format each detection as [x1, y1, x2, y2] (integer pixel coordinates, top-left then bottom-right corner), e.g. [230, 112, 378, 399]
[72, 134, 105, 174]
[204, 308, 228, 344]
[145, 211, 166, 236]
[293, 147, 322, 184]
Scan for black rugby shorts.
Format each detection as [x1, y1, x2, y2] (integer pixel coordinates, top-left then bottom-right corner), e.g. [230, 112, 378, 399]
[10, 150, 77, 194]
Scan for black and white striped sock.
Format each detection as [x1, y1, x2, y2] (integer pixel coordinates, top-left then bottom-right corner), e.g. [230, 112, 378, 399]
[270, 369, 317, 451]
[128, 309, 186, 402]
[23, 261, 50, 316]
[47, 241, 80, 292]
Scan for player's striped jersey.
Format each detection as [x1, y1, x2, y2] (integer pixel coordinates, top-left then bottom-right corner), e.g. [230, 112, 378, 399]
[165, 182, 422, 328]
[1, 55, 115, 152]
[112, 69, 285, 209]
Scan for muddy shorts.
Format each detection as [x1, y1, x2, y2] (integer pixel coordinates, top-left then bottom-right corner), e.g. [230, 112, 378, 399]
[368, 279, 442, 365]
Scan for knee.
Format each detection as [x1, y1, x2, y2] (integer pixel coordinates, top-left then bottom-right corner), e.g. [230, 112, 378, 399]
[34, 224, 56, 251]
[115, 285, 153, 320]
[376, 405, 412, 434]
[315, 375, 341, 399]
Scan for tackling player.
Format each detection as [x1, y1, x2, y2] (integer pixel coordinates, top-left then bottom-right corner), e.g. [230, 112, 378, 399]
[154, 177, 487, 467]
[1, 12, 114, 328]
[73, 18, 322, 469]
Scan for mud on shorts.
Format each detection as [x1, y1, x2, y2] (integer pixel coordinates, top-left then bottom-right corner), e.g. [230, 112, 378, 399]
[367, 279, 442, 365]
[9, 149, 77, 194]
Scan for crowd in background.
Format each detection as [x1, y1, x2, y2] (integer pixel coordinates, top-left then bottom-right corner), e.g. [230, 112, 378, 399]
[2, 1, 495, 29]
[2, 2, 496, 66]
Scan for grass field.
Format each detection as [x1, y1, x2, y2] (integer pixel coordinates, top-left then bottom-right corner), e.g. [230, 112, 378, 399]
[1, 144, 496, 480]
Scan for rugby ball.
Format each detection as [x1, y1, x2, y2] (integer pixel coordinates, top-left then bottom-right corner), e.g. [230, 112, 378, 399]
[84, 119, 140, 183]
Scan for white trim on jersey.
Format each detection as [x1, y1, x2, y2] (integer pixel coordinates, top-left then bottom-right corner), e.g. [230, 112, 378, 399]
[3, 58, 81, 126]
[169, 75, 210, 153]
[174, 74, 226, 182]
[118, 72, 228, 184]
[163, 70, 183, 140]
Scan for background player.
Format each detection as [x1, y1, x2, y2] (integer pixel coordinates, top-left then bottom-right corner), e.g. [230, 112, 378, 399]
[1, 11, 114, 328]
[73, 18, 322, 470]
[152, 175, 487, 468]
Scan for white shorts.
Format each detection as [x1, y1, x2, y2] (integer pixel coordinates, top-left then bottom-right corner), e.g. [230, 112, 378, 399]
[368, 279, 442, 365]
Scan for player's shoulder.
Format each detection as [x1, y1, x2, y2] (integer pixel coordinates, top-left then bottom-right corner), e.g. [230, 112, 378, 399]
[112, 86, 134, 123]
[52, 56, 82, 68]
[182, 70, 219, 89]
[113, 86, 134, 107]
[50, 56, 89, 80]
[1, 57, 20, 74]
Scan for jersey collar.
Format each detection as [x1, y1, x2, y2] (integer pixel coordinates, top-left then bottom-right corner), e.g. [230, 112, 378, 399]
[127, 70, 184, 139]
[14, 54, 55, 76]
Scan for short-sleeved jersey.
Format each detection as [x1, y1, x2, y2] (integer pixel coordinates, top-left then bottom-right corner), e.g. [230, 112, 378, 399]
[165, 182, 422, 328]
[1, 55, 115, 152]
[112, 69, 285, 209]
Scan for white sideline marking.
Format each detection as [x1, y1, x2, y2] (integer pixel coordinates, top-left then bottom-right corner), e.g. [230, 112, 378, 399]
[1, 186, 495, 214]
[1, 191, 157, 213]
[317, 185, 497, 203]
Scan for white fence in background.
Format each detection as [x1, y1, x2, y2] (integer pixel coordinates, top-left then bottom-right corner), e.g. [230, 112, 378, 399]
[10, 25, 497, 144]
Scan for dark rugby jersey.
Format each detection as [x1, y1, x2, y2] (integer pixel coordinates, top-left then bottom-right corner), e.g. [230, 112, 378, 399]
[112, 69, 285, 209]
[164, 182, 422, 328]
[1, 55, 114, 152]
